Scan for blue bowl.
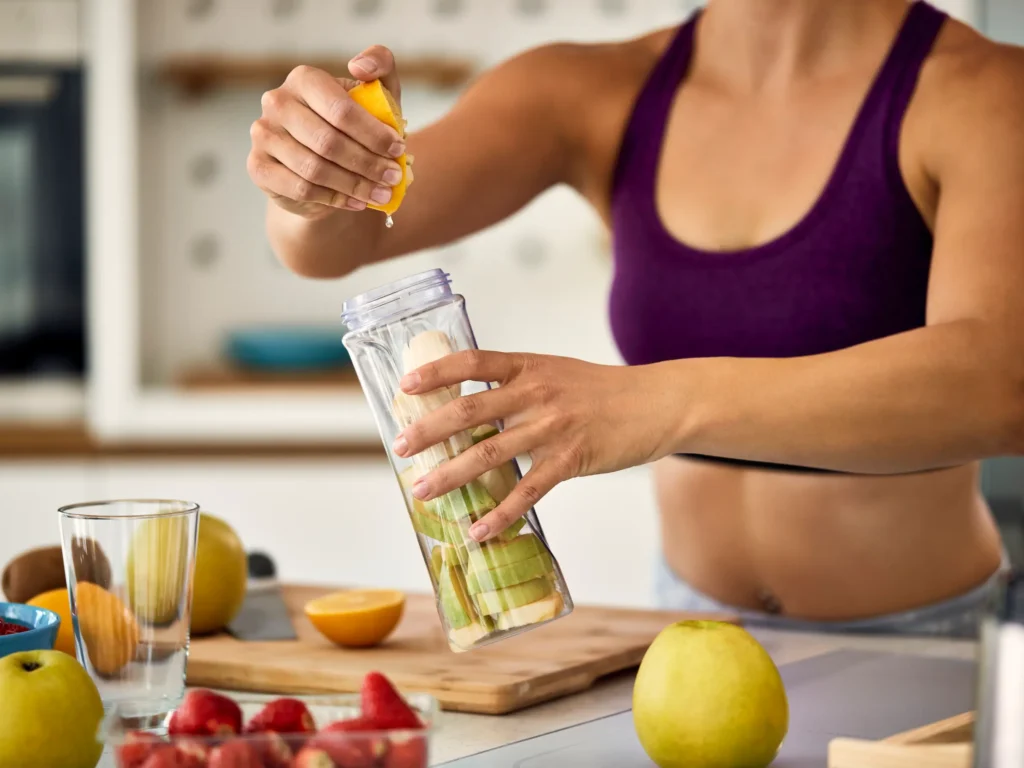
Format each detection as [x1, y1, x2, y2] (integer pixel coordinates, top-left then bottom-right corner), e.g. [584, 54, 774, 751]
[226, 327, 352, 371]
[0, 602, 61, 658]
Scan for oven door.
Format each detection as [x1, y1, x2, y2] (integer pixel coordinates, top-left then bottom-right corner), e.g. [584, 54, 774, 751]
[0, 66, 85, 376]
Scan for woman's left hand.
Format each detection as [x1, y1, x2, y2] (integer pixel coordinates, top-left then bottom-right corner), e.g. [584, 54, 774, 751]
[392, 350, 678, 542]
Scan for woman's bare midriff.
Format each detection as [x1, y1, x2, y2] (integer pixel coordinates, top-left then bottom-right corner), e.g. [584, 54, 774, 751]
[654, 458, 1004, 620]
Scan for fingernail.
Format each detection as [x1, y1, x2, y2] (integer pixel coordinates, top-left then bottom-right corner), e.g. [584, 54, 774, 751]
[469, 523, 489, 542]
[346, 198, 367, 211]
[371, 186, 392, 204]
[389, 142, 406, 158]
[412, 480, 429, 500]
[382, 168, 403, 185]
[400, 372, 420, 391]
[392, 435, 408, 456]
[351, 56, 377, 74]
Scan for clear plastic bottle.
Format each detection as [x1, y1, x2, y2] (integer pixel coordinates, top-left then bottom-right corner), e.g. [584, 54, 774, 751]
[341, 268, 574, 652]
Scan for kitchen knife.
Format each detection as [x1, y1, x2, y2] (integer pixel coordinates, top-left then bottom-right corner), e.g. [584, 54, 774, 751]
[226, 552, 298, 641]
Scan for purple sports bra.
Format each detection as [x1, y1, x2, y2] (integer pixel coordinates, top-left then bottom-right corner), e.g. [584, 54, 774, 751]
[607, 1, 947, 473]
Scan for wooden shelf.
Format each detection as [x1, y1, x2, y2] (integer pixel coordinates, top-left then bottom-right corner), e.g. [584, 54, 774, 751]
[0, 421, 384, 459]
[176, 363, 362, 393]
[155, 54, 477, 96]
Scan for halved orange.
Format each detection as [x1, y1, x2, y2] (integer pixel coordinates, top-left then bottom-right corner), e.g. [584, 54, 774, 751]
[304, 588, 406, 648]
[348, 79, 412, 217]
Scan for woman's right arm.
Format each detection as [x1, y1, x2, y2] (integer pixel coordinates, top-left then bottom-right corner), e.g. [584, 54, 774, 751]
[249, 44, 582, 279]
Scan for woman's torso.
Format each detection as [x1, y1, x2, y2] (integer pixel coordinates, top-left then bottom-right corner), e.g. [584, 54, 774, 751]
[569, 0, 1004, 619]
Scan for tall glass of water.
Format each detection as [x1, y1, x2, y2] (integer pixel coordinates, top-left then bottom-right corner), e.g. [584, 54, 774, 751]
[58, 499, 200, 731]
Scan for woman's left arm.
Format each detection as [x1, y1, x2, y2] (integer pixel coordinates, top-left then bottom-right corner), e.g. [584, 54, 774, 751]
[394, 45, 1024, 541]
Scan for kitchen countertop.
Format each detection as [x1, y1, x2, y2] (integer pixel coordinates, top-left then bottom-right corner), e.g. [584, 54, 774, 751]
[97, 627, 974, 767]
[423, 626, 979, 764]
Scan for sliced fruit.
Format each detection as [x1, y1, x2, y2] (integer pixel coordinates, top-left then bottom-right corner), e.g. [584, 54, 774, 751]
[429, 480, 497, 522]
[437, 564, 475, 630]
[361, 671, 424, 730]
[471, 424, 500, 443]
[402, 330, 460, 400]
[495, 591, 566, 631]
[472, 577, 554, 617]
[447, 621, 490, 651]
[463, 533, 546, 573]
[469, 424, 520, 502]
[304, 589, 405, 648]
[428, 546, 443, 585]
[464, 550, 555, 595]
[409, 506, 447, 542]
[347, 79, 410, 217]
[392, 390, 473, 460]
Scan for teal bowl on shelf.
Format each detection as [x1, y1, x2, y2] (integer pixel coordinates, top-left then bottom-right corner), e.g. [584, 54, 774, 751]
[225, 327, 352, 372]
[0, 602, 60, 659]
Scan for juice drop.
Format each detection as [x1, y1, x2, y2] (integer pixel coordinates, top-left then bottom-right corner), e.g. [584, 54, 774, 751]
[385, 215, 394, 229]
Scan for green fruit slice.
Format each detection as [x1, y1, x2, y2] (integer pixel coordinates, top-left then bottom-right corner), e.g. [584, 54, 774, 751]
[428, 546, 444, 585]
[495, 591, 565, 631]
[409, 505, 447, 542]
[438, 563, 477, 630]
[429, 479, 497, 522]
[473, 576, 554, 617]
[465, 551, 555, 595]
[464, 533, 546, 573]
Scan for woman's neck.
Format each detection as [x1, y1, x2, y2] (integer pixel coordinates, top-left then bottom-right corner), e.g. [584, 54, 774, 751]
[695, 0, 913, 92]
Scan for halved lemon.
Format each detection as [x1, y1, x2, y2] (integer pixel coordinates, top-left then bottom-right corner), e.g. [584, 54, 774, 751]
[348, 79, 411, 217]
[304, 588, 406, 648]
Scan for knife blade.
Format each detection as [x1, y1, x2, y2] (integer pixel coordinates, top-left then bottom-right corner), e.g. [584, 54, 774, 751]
[226, 552, 298, 641]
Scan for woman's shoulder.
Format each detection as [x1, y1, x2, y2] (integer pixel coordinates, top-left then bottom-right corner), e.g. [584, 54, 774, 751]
[919, 18, 1024, 115]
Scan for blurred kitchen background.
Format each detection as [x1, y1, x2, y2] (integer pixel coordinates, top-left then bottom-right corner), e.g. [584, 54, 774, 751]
[1, 0, 1021, 608]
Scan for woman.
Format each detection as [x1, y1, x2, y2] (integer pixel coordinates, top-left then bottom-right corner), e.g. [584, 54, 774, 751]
[247, 0, 1024, 637]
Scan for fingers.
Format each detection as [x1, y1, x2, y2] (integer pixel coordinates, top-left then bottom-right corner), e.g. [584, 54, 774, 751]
[401, 350, 524, 394]
[408, 425, 533, 501]
[467, 463, 562, 543]
[250, 118, 397, 209]
[348, 44, 401, 100]
[394, 386, 521, 460]
[286, 64, 405, 159]
[246, 151, 354, 209]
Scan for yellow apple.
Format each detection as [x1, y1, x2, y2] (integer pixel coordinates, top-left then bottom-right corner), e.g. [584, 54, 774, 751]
[0, 650, 105, 768]
[126, 515, 190, 625]
[632, 620, 789, 768]
[190, 512, 248, 635]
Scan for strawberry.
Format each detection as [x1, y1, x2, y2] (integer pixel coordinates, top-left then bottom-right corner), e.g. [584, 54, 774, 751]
[206, 739, 263, 768]
[169, 690, 243, 738]
[360, 673, 422, 731]
[291, 747, 335, 768]
[383, 735, 428, 768]
[115, 731, 166, 768]
[307, 720, 386, 768]
[173, 738, 211, 766]
[140, 745, 189, 768]
[251, 730, 293, 768]
[245, 698, 316, 736]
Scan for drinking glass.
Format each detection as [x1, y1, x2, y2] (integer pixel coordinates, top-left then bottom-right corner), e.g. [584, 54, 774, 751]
[58, 499, 200, 730]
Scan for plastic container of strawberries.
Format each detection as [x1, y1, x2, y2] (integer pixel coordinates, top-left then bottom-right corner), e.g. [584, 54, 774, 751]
[102, 688, 438, 768]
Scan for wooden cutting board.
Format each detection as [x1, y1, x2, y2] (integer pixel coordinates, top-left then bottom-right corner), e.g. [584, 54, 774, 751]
[828, 712, 975, 768]
[186, 584, 739, 715]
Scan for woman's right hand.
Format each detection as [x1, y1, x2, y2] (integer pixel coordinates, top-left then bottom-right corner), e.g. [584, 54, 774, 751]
[247, 45, 407, 220]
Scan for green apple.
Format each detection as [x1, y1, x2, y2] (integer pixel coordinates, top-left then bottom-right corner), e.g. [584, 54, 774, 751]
[632, 621, 788, 768]
[0, 650, 105, 768]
